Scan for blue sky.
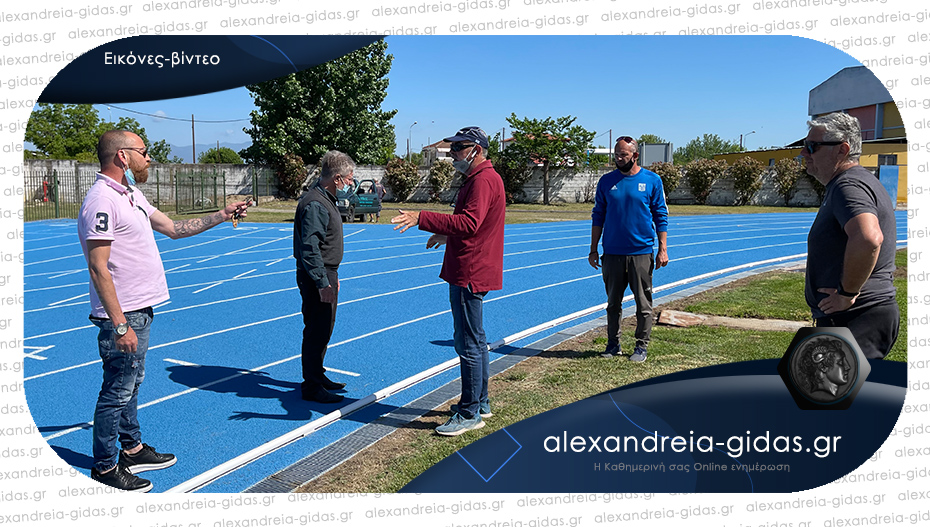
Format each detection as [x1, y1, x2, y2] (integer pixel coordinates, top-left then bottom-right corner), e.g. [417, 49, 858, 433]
[93, 35, 863, 157]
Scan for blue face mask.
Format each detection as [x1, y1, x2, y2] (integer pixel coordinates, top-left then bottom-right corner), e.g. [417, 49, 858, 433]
[124, 167, 136, 187]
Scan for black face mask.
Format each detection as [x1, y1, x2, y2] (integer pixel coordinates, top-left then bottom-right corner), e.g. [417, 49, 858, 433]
[615, 157, 635, 173]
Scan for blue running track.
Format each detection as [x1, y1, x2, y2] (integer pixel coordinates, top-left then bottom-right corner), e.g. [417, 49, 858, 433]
[22, 212, 907, 492]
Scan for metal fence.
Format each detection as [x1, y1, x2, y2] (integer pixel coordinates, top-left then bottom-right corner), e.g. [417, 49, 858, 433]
[175, 170, 224, 214]
[23, 163, 279, 222]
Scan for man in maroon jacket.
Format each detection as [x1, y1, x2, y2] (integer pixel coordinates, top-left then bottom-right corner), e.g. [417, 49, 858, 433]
[392, 126, 506, 436]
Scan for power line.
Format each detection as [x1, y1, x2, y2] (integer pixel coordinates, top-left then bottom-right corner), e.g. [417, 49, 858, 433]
[105, 104, 251, 123]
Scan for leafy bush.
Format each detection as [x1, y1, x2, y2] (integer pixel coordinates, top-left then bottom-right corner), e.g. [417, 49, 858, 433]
[427, 160, 455, 202]
[647, 161, 682, 198]
[773, 158, 806, 206]
[274, 153, 307, 199]
[684, 158, 727, 205]
[382, 158, 420, 202]
[729, 156, 765, 206]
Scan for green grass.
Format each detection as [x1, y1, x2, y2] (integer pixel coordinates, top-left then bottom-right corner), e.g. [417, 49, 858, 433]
[684, 272, 813, 321]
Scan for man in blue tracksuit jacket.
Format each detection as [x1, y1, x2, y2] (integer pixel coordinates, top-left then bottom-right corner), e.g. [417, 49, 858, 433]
[589, 136, 669, 363]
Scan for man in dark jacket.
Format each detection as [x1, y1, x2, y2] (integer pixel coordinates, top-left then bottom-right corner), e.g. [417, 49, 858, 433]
[294, 150, 356, 403]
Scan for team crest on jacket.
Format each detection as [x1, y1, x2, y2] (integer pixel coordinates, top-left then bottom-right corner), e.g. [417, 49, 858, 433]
[638, 183, 646, 192]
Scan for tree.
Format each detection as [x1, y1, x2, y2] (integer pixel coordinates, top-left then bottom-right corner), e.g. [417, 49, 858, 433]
[241, 40, 397, 168]
[25, 103, 178, 163]
[26, 104, 103, 161]
[638, 133, 667, 144]
[504, 113, 596, 205]
[673, 134, 741, 164]
[198, 147, 244, 164]
[488, 133, 534, 203]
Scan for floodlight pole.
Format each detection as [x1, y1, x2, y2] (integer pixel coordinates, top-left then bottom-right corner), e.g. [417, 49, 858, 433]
[740, 130, 756, 150]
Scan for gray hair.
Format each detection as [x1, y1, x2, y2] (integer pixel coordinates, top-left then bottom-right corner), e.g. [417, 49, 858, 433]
[808, 112, 862, 162]
[319, 150, 356, 180]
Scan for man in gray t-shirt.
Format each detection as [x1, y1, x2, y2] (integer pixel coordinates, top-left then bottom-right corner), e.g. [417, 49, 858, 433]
[800, 112, 899, 359]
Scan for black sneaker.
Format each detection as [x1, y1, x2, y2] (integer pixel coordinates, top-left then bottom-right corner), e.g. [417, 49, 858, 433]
[120, 444, 177, 474]
[320, 375, 346, 391]
[301, 385, 344, 403]
[91, 463, 153, 492]
[600, 342, 620, 358]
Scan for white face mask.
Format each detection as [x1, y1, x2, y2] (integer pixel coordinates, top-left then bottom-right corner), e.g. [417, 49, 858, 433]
[453, 146, 479, 175]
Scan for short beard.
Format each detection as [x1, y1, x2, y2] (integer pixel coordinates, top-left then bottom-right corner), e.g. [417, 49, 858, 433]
[131, 165, 149, 184]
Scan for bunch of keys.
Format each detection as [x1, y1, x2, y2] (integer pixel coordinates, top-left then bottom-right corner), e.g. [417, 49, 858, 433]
[232, 199, 255, 228]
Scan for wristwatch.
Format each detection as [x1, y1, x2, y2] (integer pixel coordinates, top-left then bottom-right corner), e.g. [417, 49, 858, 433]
[115, 322, 130, 336]
[836, 284, 860, 298]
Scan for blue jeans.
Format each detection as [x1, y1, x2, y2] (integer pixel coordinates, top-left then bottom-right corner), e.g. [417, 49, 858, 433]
[90, 308, 153, 472]
[449, 284, 489, 420]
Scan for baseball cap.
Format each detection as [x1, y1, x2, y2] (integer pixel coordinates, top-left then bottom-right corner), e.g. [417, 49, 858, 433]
[443, 126, 489, 149]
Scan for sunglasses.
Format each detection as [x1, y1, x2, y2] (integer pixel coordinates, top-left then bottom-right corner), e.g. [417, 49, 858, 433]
[450, 143, 476, 152]
[122, 147, 149, 157]
[616, 136, 634, 144]
[803, 140, 843, 154]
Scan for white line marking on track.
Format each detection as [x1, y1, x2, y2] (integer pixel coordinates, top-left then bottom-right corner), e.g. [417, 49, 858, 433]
[163, 358, 200, 367]
[324, 367, 360, 377]
[47, 269, 84, 280]
[48, 293, 87, 306]
[197, 235, 291, 264]
[24, 345, 53, 360]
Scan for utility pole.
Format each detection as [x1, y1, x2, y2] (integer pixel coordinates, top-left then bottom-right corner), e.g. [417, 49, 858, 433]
[191, 114, 196, 164]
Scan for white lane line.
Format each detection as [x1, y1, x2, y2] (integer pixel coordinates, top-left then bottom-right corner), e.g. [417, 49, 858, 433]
[47, 269, 85, 280]
[48, 293, 87, 307]
[344, 229, 364, 238]
[165, 264, 191, 273]
[197, 235, 291, 264]
[24, 233, 74, 243]
[26, 359, 100, 381]
[163, 358, 199, 367]
[25, 242, 76, 253]
[158, 227, 279, 255]
[265, 257, 292, 267]
[24, 253, 85, 267]
[25, 282, 85, 293]
[325, 367, 360, 377]
[192, 269, 256, 294]
[25, 301, 86, 313]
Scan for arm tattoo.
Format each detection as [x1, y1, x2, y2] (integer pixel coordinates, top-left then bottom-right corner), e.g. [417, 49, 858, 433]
[172, 211, 222, 238]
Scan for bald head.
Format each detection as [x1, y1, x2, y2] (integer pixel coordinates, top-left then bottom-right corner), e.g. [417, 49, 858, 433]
[97, 130, 137, 170]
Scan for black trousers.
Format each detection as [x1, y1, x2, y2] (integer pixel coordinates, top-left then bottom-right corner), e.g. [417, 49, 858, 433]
[297, 268, 338, 391]
[815, 299, 900, 359]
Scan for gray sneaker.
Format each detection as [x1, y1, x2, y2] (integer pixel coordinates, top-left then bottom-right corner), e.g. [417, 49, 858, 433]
[600, 342, 620, 358]
[436, 412, 485, 436]
[629, 346, 648, 363]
